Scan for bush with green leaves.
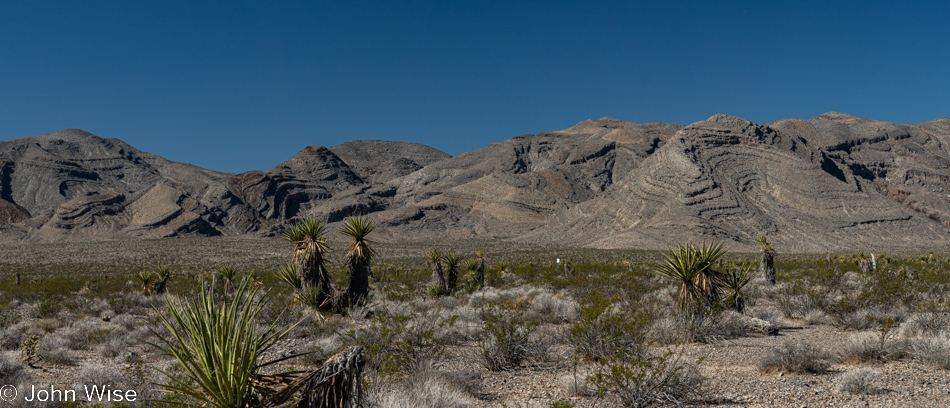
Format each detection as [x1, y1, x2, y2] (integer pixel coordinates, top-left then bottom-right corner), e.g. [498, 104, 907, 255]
[569, 291, 651, 362]
[346, 307, 456, 374]
[478, 307, 539, 371]
[590, 348, 703, 408]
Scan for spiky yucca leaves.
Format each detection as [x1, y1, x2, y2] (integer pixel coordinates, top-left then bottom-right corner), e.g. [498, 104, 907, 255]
[154, 278, 363, 408]
[219, 265, 239, 293]
[341, 216, 375, 307]
[297, 287, 330, 315]
[444, 253, 461, 292]
[758, 235, 776, 285]
[722, 264, 756, 313]
[657, 243, 726, 311]
[427, 250, 447, 295]
[276, 264, 303, 290]
[153, 278, 288, 408]
[135, 271, 157, 294]
[284, 218, 334, 311]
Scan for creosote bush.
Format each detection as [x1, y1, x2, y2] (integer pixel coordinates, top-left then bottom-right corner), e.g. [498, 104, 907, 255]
[479, 307, 540, 371]
[569, 291, 650, 362]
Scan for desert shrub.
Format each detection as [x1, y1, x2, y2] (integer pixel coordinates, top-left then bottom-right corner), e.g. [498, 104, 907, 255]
[768, 275, 830, 319]
[654, 305, 753, 344]
[347, 307, 456, 373]
[0, 302, 21, 328]
[301, 334, 346, 366]
[836, 368, 881, 394]
[37, 334, 76, 365]
[0, 328, 20, 350]
[0, 350, 26, 384]
[747, 306, 786, 329]
[759, 341, 829, 374]
[802, 309, 829, 325]
[59, 317, 115, 350]
[526, 289, 580, 323]
[910, 334, 950, 369]
[96, 336, 128, 358]
[817, 296, 873, 330]
[366, 370, 476, 408]
[858, 267, 919, 312]
[834, 331, 913, 364]
[900, 297, 950, 337]
[73, 362, 128, 390]
[479, 307, 540, 371]
[61, 296, 113, 319]
[590, 348, 703, 408]
[569, 291, 651, 361]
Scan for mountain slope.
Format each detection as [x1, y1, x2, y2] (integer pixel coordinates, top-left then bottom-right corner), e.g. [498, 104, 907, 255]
[3, 113, 950, 252]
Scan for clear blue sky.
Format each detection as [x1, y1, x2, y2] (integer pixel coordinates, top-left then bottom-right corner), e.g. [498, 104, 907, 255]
[1, 1, 948, 173]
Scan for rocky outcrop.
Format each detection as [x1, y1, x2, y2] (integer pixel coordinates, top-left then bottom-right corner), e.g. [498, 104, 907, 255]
[370, 118, 684, 239]
[328, 140, 451, 184]
[538, 114, 950, 252]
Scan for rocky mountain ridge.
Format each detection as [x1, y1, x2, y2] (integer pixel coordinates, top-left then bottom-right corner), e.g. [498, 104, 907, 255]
[3, 112, 950, 252]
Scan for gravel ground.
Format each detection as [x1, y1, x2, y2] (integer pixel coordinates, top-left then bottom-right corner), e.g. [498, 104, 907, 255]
[420, 323, 950, 407]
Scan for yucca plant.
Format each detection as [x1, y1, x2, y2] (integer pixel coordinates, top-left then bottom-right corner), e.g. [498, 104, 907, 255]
[444, 253, 461, 292]
[135, 271, 157, 294]
[341, 215, 375, 307]
[657, 242, 726, 310]
[722, 263, 756, 313]
[152, 278, 286, 408]
[153, 278, 366, 407]
[154, 265, 172, 295]
[427, 250, 447, 295]
[758, 235, 776, 285]
[296, 286, 330, 314]
[219, 265, 240, 293]
[476, 251, 486, 289]
[276, 264, 303, 290]
[284, 218, 334, 311]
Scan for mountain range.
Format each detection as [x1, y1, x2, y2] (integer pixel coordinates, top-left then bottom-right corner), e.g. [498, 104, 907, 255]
[3, 112, 950, 252]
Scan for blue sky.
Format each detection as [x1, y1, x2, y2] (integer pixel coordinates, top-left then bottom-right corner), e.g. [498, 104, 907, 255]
[1, 1, 948, 173]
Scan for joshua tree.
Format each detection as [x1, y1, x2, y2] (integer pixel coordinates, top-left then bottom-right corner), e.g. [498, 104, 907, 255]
[444, 253, 461, 292]
[758, 235, 776, 285]
[341, 215, 375, 307]
[284, 218, 334, 311]
[427, 250, 447, 295]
